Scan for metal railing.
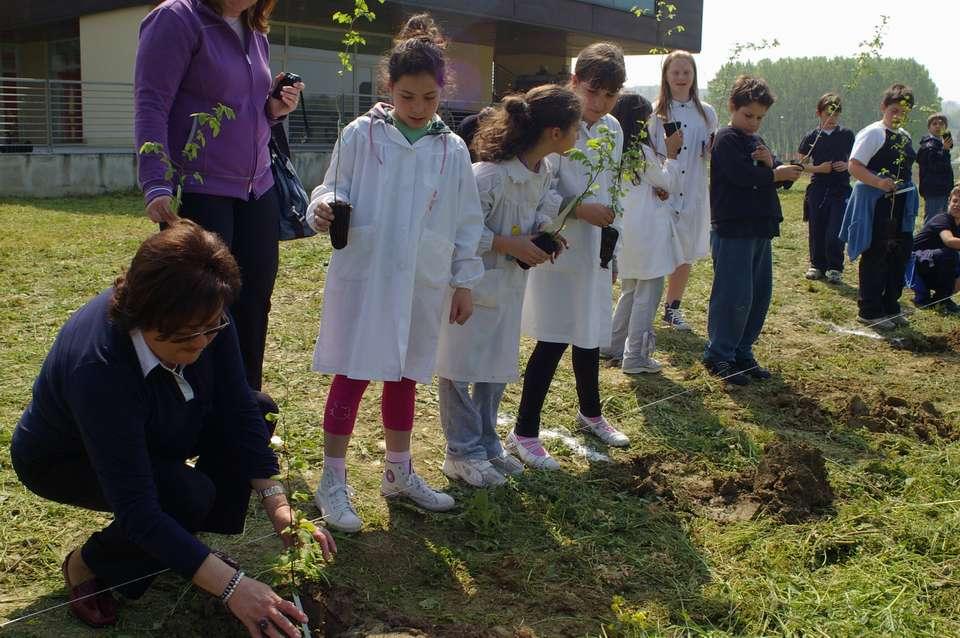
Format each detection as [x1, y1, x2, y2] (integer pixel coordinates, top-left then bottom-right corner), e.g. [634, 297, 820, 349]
[0, 77, 487, 153]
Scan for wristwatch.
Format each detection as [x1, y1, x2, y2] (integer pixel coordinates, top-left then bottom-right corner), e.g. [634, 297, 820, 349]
[257, 484, 286, 501]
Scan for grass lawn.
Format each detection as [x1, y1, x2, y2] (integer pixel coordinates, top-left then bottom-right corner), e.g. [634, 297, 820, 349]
[1, 184, 959, 637]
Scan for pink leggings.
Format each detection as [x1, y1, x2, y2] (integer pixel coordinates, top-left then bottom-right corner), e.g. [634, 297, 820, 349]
[323, 375, 416, 435]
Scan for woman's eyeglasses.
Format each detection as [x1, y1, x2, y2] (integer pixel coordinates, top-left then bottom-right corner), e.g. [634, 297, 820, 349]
[163, 314, 231, 344]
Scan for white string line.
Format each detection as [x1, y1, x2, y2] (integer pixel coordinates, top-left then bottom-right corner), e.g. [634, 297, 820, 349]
[0, 514, 332, 630]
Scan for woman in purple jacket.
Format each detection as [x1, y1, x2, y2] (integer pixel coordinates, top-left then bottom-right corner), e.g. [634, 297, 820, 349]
[135, 0, 303, 391]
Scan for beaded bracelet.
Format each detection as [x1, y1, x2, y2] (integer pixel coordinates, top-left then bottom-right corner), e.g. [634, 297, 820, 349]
[220, 570, 245, 606]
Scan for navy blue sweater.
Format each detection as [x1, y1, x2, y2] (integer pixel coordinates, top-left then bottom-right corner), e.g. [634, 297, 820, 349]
[798, 126, 855, 197]
[710, 126, 787, 238]
[11, 290, 279, 579]
[917, 134, 954, 197]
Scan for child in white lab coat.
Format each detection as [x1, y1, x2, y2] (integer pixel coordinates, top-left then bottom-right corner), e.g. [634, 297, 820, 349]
[436, 85, 582, 487]
[306, 14, 483, 531]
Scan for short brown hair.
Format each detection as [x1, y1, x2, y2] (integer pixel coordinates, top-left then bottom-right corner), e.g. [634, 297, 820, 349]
[928, 112, 948, 128]
[817, 92, 842, 115]
[201, 0, 276, 33]
[110, 220, 241, 334]
[729, 75, 776, 110]
[573, 42, 626, 93]
[882, 83, 914, 109]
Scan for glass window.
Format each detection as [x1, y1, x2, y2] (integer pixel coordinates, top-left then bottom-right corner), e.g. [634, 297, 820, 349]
[48, 38, 80, 80]
[288, 25, 391, 56]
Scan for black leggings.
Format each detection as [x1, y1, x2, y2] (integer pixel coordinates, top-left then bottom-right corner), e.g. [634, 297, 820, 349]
[515, 341, 601, 437]
[179, 187, 280, 390]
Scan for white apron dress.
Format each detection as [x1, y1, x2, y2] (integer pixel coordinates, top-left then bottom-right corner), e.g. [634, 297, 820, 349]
[436, 157, 560, 383]
[649, 98, 718, 263]
[521, 115, 624, 349]
[307, 104, 483, 384]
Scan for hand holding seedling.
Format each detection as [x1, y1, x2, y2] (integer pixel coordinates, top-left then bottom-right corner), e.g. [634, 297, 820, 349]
[270, 503, 337, 560]
[665, 129, 683, 158]
[449, 288, 473, 325]
[496, 235, 551, 266]
[576, 202, 615, 227]
[774, 164, 803, 182]
[227, 577, 308, 638]
[876, 176, 897, 192]
[831, 161, 848, 173]
[146, 195, 179, 224]
[307, 200, 335, 232]
[268, 73, 305, 119]
[751, 144, 774, 168]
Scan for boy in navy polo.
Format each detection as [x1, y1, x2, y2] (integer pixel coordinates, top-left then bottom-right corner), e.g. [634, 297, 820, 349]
[799, 93, 855, 284]
[918, 113, 954, 222]
[704, 75, 803, 385]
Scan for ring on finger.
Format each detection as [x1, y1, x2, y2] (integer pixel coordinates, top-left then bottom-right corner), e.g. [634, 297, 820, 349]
[258, 618, 270, 635]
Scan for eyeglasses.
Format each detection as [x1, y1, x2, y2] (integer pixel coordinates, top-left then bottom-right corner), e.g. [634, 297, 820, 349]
[163, 314, 231, 344]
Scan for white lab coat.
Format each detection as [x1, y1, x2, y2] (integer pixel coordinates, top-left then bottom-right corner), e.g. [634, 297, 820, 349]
[618, 144, 686, 280]
[307, 106, 483, 384]
[649, 99, 718, 262]
[436, 157, 560, 383]
[521, 115, 624, 349]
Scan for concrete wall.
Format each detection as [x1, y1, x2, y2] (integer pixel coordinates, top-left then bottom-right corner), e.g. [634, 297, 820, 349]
[447, 42, 493, 104]
[0, 150, 333, 198]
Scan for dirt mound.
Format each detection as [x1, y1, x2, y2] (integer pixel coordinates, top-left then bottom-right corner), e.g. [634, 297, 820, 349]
[847, 392, 956, 441]
[892, 327, 960, 354]
[752, 441, 834, 523]
[623, 442, 834, 524]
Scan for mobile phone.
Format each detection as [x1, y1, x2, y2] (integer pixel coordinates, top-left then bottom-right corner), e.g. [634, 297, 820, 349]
[663, 121, 682, 137]
[271, 72, 302, 99]
[944, 131, 953, 143]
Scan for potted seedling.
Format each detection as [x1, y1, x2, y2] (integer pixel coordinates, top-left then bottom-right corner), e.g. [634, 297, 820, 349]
[139, 103, 236, 214]
[327, 0, 384, 249]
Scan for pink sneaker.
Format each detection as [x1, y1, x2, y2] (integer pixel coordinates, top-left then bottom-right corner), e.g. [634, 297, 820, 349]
[505, 431, 561, 470]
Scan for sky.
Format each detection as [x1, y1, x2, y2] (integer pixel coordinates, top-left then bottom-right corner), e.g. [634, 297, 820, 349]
[625, 1, 960, 104]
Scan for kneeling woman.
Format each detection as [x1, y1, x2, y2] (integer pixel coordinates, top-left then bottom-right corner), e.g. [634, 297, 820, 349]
[10, 221, 334, 636]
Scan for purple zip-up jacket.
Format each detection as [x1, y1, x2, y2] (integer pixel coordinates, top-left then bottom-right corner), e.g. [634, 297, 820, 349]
[135, 0, 276, 204]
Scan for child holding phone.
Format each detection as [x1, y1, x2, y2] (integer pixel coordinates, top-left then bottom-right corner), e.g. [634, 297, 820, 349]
[918, 113, 954, 222]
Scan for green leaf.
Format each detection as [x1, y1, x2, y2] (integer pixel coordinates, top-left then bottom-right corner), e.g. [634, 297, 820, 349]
[192, 172, 204, 184]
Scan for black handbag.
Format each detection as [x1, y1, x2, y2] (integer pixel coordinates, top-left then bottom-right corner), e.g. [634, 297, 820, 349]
[271, 100, 314, 241]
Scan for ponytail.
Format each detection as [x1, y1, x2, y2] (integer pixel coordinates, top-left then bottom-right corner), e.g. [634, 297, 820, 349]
[473, 85, 581, 162]
[379, 13, 451, 90]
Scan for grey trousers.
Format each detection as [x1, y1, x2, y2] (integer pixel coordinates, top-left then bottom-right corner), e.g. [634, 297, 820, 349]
[603, 277, 665, 368]
[438, 378, 507, 461]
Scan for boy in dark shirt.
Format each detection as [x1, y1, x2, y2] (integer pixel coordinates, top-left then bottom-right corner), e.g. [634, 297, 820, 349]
[911, 184, 960, 314]
[704, 75, 803, 385]
[917, 113, 954, 222]
[798, 93, 855, 283]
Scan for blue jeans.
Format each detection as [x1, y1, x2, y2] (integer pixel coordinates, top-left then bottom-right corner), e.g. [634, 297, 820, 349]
[924, 195, 948, 223]
[704, 233, 773, 364]
[438, 378, 506, 461]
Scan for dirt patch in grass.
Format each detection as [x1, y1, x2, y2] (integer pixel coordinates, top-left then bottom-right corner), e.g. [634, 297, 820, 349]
[847, 391, 956, 441]
[891, 327, 960, 354]
[622, 440, 834, 524]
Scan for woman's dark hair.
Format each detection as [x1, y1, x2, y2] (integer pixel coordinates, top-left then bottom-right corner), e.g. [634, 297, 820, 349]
[882, 83, 915, 109]
[611, 93, 654, 152]
[729, 75, 776, 110]
[573, 42, 626, 93]
[379, 13, 450, 89]
[817, 92, 842, 115]
[202, 0, 276, 33]
[110, 220, 241, 335]
[472, 85, 581, 162]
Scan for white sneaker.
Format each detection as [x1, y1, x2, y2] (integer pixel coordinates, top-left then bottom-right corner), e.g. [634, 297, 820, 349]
[576, 412, 630, 447]
[442, 456, 506, 487]
[824, 269, 842, 284]
[663, 305, 692, 331]
[381, 462, 456, 511]
[314, 469, 362, 533]
[622, 357, 663, 374]
[489, 451, 525, 476]
[805, 267, 823, 280]
[505, 431, 561, 470]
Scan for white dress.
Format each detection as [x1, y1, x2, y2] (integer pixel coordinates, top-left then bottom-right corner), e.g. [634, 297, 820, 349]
[618, 144, 685, 280]
[307, 107, 484, 384]
[521, 115, 624, 349]
[649, 98, 718, 263]
[436, 157, 560, 383]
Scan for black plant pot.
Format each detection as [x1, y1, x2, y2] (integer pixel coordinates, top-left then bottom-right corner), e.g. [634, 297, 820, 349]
[600, 226, 619, 269]
[329, 201, 352, 250]
[518, 232, 561, 270]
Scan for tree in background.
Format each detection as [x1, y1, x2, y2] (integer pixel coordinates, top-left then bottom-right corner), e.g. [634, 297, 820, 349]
[706, 57, 941, 160]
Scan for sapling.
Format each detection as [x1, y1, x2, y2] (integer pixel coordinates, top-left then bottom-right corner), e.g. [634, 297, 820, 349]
[138, 103, 236, 214]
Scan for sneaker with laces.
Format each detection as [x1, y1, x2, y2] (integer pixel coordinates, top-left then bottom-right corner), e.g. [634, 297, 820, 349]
[622, 357, 662, 374]
[663, 304, 692, 331]
[704, 359, 750, 386]
[857, 315, 895, 330]
[824, 269, 842, 284]
[442, 456, 506, 487]
[489, 451, 525, 476]
[314, 469, 362, 532]
[381, 462, 456, 511]
[505, 431, 561, 470]
[805, 267, 824, 280]
[576, 412, 630, 447]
